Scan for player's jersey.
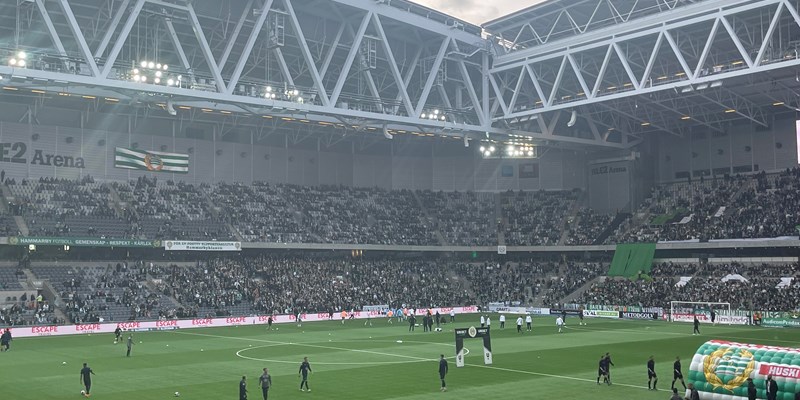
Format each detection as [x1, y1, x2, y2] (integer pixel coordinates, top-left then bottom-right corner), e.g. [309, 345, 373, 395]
[516, 317, 523, 325]
[674, 361, 682, 374]
[556, 317, 564, 326]
[647, 360, 655, 372]
[299, 361, 312, 375]
[525, 315, 532, 323]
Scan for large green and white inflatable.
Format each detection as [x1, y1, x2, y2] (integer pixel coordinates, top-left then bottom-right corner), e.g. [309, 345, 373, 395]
[689, 340, 800, 399]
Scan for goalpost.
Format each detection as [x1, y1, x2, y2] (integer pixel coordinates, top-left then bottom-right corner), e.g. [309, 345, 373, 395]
[669, 301, 732, 324]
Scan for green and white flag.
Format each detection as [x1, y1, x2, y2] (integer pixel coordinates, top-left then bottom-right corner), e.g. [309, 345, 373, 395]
[689, 340, 800, 400]
[114, 147, 189, 173]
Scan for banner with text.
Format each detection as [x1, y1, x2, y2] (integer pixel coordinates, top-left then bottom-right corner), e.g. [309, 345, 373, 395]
[164, 241, 241, 251]
[582, 310, 619, 319]
[7, 306, 479, 338]
[8, 236, 160, 248]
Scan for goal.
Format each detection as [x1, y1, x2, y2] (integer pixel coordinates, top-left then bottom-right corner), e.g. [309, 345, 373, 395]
[669, 301, 731, 324]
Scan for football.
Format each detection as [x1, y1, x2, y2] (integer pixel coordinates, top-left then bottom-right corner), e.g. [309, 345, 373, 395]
[174, 391, 181, 397]
[80, 390, 86, 395]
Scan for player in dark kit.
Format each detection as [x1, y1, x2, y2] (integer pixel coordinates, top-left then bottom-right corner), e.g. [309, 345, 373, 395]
[267, 316, 273, 331]
[672, 356, 687, 390]
[299, 356, 312, 392]
[647, 355, 658, 390]
[239, 376, 248, 400]
[125, 334, 134, 357]
[259, 368, 272, 400]
[597, 355, 608, 385]
[408, 314, 416, 332]
[438, 354, 449, 392]
[710, 309, 716, 325]
[114, 327, 122, 344]
[604, 352, 615, 385]
[693, 316, 700, 335]
[747, 377, 757, 400]
[1, 328, 11, 351]
[80, 362, 95, 397]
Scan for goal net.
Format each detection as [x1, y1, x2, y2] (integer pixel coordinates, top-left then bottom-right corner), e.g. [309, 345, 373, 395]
[669, 301, 732, 324]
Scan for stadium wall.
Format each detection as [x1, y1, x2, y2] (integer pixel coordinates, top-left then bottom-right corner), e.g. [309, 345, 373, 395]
[656, 115, 799, 182]
[0, 121, 586, 192]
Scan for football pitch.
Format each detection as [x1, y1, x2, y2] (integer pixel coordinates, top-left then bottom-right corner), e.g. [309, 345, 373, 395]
[4, 315, 798, 399]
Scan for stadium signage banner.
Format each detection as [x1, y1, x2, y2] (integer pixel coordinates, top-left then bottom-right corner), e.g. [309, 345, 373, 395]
[690, 340, 800, 399]
[8, 236, 160, 248]
[582, 310, 619, 319]
[667, 313, 749, 325]
[620, 311, 659, 320]
[761, 318, 800, 328]
[549, 309, 582, 316]
[0, 141, 85, 169]
[487, 305, 550, 315]
[114, 147, 189, 173]
[9, 306, 479, 338]
[164, 241, 241, 251]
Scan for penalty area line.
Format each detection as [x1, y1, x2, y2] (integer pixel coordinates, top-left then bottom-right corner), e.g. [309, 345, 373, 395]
[465, 363, 660, 392]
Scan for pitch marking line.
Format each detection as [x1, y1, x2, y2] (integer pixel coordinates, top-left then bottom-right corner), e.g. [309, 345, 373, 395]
[563, 323, 800, 345]
[173, 330, 446, 363]
[466, 363, 664, 393]
[174, 330, 660, 393]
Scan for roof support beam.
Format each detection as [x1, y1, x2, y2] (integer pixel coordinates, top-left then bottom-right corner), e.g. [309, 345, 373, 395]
[227, 0, 274, 94]
[284, 0, 330, 106]
[94, 0, 131, 59]
[218, 0, 254, 70]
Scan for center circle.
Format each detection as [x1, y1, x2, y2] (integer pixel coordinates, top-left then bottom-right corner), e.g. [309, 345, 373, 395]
[234, 340, 469, 366]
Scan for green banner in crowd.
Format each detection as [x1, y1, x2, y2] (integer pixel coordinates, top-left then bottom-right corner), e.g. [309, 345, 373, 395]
[8, 236, 161, 248]
[115, 147, 189, 173]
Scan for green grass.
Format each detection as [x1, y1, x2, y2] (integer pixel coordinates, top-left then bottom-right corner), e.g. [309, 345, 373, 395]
[4, 316, 798, 400]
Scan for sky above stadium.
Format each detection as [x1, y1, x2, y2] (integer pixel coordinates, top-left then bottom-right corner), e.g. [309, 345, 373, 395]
[414, 0, 548, 25]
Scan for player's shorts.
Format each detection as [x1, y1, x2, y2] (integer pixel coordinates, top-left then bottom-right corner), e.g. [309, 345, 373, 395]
[674, 372, 683, 380]
[598, 368, 607, 376]
[649, 372, 657, 379]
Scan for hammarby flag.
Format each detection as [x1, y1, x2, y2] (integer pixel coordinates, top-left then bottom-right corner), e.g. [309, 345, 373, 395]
[689, 340, 800, 399]
[114, 147, 189, 173]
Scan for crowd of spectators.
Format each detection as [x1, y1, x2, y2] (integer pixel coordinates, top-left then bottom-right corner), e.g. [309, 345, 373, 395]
[162, 256, 471, 317]
[35, 262, 174, 323]
[1, 169, 798, 245]
[565, 209, 614, 245]
[416, 191, 495, 246]
[576, 262, 800, 311]
[458, 260, 561, 306]
[501, 190, 579, 246]
[613, 169, 800, 242]
[541, 262, 607, 306]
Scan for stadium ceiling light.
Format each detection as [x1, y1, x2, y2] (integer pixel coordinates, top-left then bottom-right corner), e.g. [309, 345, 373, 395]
[17, 51, 26, 60]
[148, 61, 155, 69]
[140, 61, 147, 68]
[695, 83, 709, 90]
[724, 109, 736, 113]
[641, 122, 651, 126]
[731, 60, 744, 66]
[681, 86, 694, 93]
[709, 81, 722, 88]
[773, 101, 785, 106]
[681, 116, 690, 120]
